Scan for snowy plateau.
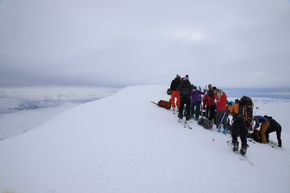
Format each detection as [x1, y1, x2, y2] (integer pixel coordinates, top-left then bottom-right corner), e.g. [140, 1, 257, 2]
[0, 85, 290, 193]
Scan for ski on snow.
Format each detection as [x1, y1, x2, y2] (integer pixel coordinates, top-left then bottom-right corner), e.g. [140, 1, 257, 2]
[178, 118, 192, 129]
[267, 140, 284, 150]
[226, 140, 254, 166]
[248, 139, 286, 151]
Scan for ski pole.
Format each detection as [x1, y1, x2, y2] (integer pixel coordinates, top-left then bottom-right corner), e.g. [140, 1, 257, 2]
[217, 111, 227, 129]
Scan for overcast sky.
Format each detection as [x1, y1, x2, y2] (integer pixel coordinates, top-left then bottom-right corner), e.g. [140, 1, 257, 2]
[0, 0, 290, 88]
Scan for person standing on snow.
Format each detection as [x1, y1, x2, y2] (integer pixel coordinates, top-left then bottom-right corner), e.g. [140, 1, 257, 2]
[190, 85, 204, 120]
[215, 89, 228, 134]
[177, 75, 192, 121]
[230, 96, 253, 156]
[203, 93, 211, 118]
[207, 84, 217, 123]
[170, 74, 181, 112]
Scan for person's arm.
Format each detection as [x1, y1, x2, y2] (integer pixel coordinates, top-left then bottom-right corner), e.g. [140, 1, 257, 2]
[254, 117, 260, 129]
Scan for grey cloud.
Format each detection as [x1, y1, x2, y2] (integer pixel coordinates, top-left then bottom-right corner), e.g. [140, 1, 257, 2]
[0, 0, 290, 88]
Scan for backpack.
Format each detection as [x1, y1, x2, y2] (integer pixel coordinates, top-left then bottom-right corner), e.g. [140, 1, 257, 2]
[158, 100, 171, 110]
[240, 96, 253, 106]
[151, 100, 171, 110]
[198, 117, 213, 129]
[238, 96, 253, 126]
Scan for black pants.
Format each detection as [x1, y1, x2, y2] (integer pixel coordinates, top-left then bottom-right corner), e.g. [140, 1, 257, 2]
[266, 126, 282, 147]
[190, 101, 201, 119]
[179, 95, 191, 120]
[231, 118, 248, 148]
[208, 105, 216, 123]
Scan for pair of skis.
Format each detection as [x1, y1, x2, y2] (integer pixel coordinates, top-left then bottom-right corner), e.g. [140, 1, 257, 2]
[226, 140, 254, 166]
[150, 101, 192, 130]
[178, 118, 192, 129]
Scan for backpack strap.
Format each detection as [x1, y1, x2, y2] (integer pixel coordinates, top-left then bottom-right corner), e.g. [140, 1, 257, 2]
[238, 104, 250, 122]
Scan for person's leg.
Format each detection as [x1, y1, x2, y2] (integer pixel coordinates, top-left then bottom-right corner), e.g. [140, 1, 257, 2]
[171, 91, 178, 110]
[276, 126, 282, 147]
[222, 112, 229, 134]
[178, 96, 185, 119]
[195, 101, 201, 119]
[216, 110, 223, 127]
[205, 106, 209, 118]
[211, 106, 217, 124]
[185, 96, 191, 120]
[240, 122, 248, 155]
[176, 91, 181, 110]
[260, 121, 269, 144]
[266, 127, 274, 143]
[190, 102, 195, 119]
[231, 120, 241, 151]
[209, 105, 215, 122]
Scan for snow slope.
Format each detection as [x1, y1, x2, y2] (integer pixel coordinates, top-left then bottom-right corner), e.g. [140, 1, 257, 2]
[0, 86, 118, 140]
[0, 85, 289, 193]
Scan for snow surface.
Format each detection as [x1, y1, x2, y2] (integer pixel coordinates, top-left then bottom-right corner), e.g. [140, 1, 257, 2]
[0, 86, 118, 140]
[0, 85, 290, 193]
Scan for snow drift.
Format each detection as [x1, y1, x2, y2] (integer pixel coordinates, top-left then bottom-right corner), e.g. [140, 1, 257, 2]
[0, 85, 289, 193]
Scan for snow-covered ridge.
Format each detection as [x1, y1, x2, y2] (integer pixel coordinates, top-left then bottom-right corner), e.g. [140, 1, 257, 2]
[0, 85, 289, 193]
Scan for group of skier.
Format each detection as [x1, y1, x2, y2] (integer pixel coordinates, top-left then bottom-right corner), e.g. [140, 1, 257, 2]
[169, 74, 283, 156]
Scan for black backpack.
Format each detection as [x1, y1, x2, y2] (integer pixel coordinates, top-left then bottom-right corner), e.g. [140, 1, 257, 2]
[198, 117, 213, 129]
[240, 96, 253, 106]
[239, 96, 253, 126]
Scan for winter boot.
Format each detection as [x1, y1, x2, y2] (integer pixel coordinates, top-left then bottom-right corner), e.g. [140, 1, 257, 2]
[240, 145, 247, 156]
[178, 112, 183, 119]
[233, 141, 239, 152]
[217, 125, 222, 132]
[223, 127, 228, 135]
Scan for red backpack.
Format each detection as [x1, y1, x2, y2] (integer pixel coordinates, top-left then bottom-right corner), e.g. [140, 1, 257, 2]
[151, 99, 171, 110]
